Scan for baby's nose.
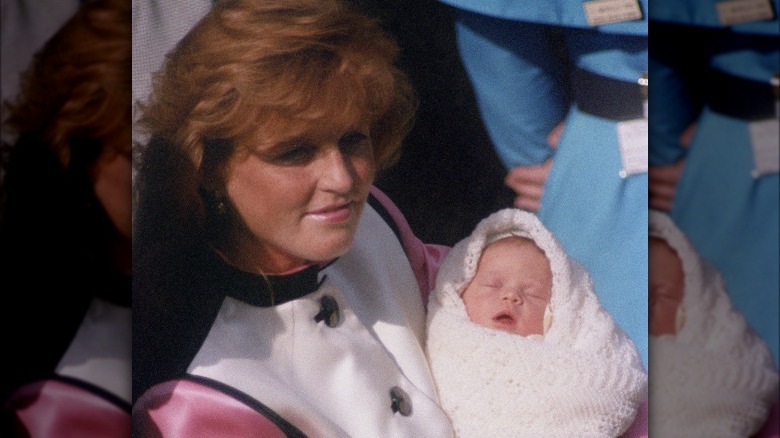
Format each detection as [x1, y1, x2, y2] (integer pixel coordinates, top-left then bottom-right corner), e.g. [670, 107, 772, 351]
[502, 289, 523, 304]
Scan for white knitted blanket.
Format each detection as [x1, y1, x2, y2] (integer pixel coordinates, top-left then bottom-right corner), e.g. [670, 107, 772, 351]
[648, 211, 779, 438]
[426, 209, 647, 438]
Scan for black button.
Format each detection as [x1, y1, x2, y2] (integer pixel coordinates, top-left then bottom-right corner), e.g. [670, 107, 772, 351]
[389, 386, 412, 416]
[314, 295, 340, 327]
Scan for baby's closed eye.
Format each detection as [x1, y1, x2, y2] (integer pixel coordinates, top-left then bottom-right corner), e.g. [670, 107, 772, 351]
[479, 281, 503, 289]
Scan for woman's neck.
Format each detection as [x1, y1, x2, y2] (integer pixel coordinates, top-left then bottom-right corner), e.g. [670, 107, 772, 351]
[213, 231, 310, 275]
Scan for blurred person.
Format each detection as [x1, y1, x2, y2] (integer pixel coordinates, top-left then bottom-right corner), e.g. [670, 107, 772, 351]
[0, 0, 132, 436]
[648, 0, 779, 366]
[649, 210, 778, 437]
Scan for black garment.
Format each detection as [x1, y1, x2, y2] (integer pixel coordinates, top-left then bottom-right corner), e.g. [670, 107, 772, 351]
[0, 134, 129, 404]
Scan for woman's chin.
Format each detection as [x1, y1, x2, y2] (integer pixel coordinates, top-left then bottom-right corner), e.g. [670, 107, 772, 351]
[290, 228, 358, 266]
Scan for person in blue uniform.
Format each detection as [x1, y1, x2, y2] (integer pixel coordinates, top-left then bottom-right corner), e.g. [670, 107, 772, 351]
[0, 0, 132, 436]
[648, 0, 779, 368]
[437, 0, 649, 367]
[132, 0, 458, 435]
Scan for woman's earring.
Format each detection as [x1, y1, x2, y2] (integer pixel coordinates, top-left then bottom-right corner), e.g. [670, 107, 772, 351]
[215, 192, 227, 215]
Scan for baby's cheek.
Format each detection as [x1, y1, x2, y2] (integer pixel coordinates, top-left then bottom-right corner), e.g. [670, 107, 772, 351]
[649, 298, 677, 336]
[463, 298, 493, 329]
[461, 286, 483, 317]
[520, 304, 547, 335]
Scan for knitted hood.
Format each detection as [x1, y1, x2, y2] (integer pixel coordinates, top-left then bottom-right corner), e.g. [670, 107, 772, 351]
[426, 208, 647, 438]
[648, 210, 779, 437]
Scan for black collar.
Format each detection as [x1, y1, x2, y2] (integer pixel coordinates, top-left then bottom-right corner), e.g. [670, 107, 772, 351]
[205, 247, 333, 307]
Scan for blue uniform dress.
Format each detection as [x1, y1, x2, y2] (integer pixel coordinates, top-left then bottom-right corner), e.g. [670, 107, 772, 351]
[442, 0, 649, 366]
[650, 0, 780, 366]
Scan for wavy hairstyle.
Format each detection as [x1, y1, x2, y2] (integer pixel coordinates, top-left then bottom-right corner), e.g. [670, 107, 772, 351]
[3, 0, 131, 167]
[136, 0, 416, 170]
[133, 0, 417, 247]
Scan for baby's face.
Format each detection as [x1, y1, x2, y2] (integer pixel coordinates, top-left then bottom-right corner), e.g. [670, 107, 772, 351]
[461, 237, 552, 336]
[649, 237, 685, 336]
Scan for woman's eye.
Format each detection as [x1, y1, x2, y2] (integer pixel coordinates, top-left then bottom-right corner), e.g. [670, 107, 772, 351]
[339, 131, 370, 155]
[274, 143, 317, 165]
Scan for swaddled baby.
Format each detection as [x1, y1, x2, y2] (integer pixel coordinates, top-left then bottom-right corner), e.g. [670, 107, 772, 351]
[425, 208, 647, 438]
[648, 210, 779, 437]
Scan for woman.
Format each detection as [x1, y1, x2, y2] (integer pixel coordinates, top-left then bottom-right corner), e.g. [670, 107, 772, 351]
[132, 0, 455, 435]
[0, 0, 132, 436]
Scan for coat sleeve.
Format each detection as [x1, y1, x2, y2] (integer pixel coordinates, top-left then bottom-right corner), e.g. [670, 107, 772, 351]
[132, 379, 291, 438]
[1, 378, 130, 438]
[369, 186, 450, 307]
[647, 21, 709, 166]
[453, 11, 569, 169]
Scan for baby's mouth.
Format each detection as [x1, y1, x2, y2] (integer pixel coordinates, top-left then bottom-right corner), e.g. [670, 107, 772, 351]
[493, 311, 516, 327]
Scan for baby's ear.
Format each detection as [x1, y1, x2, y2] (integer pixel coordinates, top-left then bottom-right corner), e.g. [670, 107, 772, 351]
[543, 303, 553, 333]
[674, 304, 686, 333]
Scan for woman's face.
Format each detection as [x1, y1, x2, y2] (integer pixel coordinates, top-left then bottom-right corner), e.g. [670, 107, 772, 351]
[222, 116, 376, 274]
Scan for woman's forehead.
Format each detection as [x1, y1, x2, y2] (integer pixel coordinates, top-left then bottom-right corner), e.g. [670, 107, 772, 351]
[252, 111, 370, 142]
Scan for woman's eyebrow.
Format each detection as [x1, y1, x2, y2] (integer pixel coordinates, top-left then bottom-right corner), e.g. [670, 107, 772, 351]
[251, 135, 311, 155]
[273, 136, 312, 149]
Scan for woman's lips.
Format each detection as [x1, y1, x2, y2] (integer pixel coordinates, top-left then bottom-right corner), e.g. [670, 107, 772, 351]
[307, 202, 353, 223]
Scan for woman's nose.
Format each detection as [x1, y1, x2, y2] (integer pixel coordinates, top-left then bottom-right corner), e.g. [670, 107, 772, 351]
[321, 148, 354, 192]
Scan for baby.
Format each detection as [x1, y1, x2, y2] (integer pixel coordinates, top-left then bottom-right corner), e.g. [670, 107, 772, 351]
[648, 210, 779, 437]
[426, 208, 647, 438]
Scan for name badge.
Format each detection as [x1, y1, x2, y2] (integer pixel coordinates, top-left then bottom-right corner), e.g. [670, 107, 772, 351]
[583, 0, 643, 26]
[616, 118, 648, 178]
[749, 119, 779, 177]
[716, 0, 775, 26]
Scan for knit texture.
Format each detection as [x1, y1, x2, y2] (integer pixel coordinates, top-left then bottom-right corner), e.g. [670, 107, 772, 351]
[648, 210, 779, 437]
[426, 208, 647, 438]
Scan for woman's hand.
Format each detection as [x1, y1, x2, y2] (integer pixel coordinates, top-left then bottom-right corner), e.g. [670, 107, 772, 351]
[648, 123, 695, 212]
[505, 158, 553, 212]
[504, 122, 562, 212]
[648, 160, 685, 212]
